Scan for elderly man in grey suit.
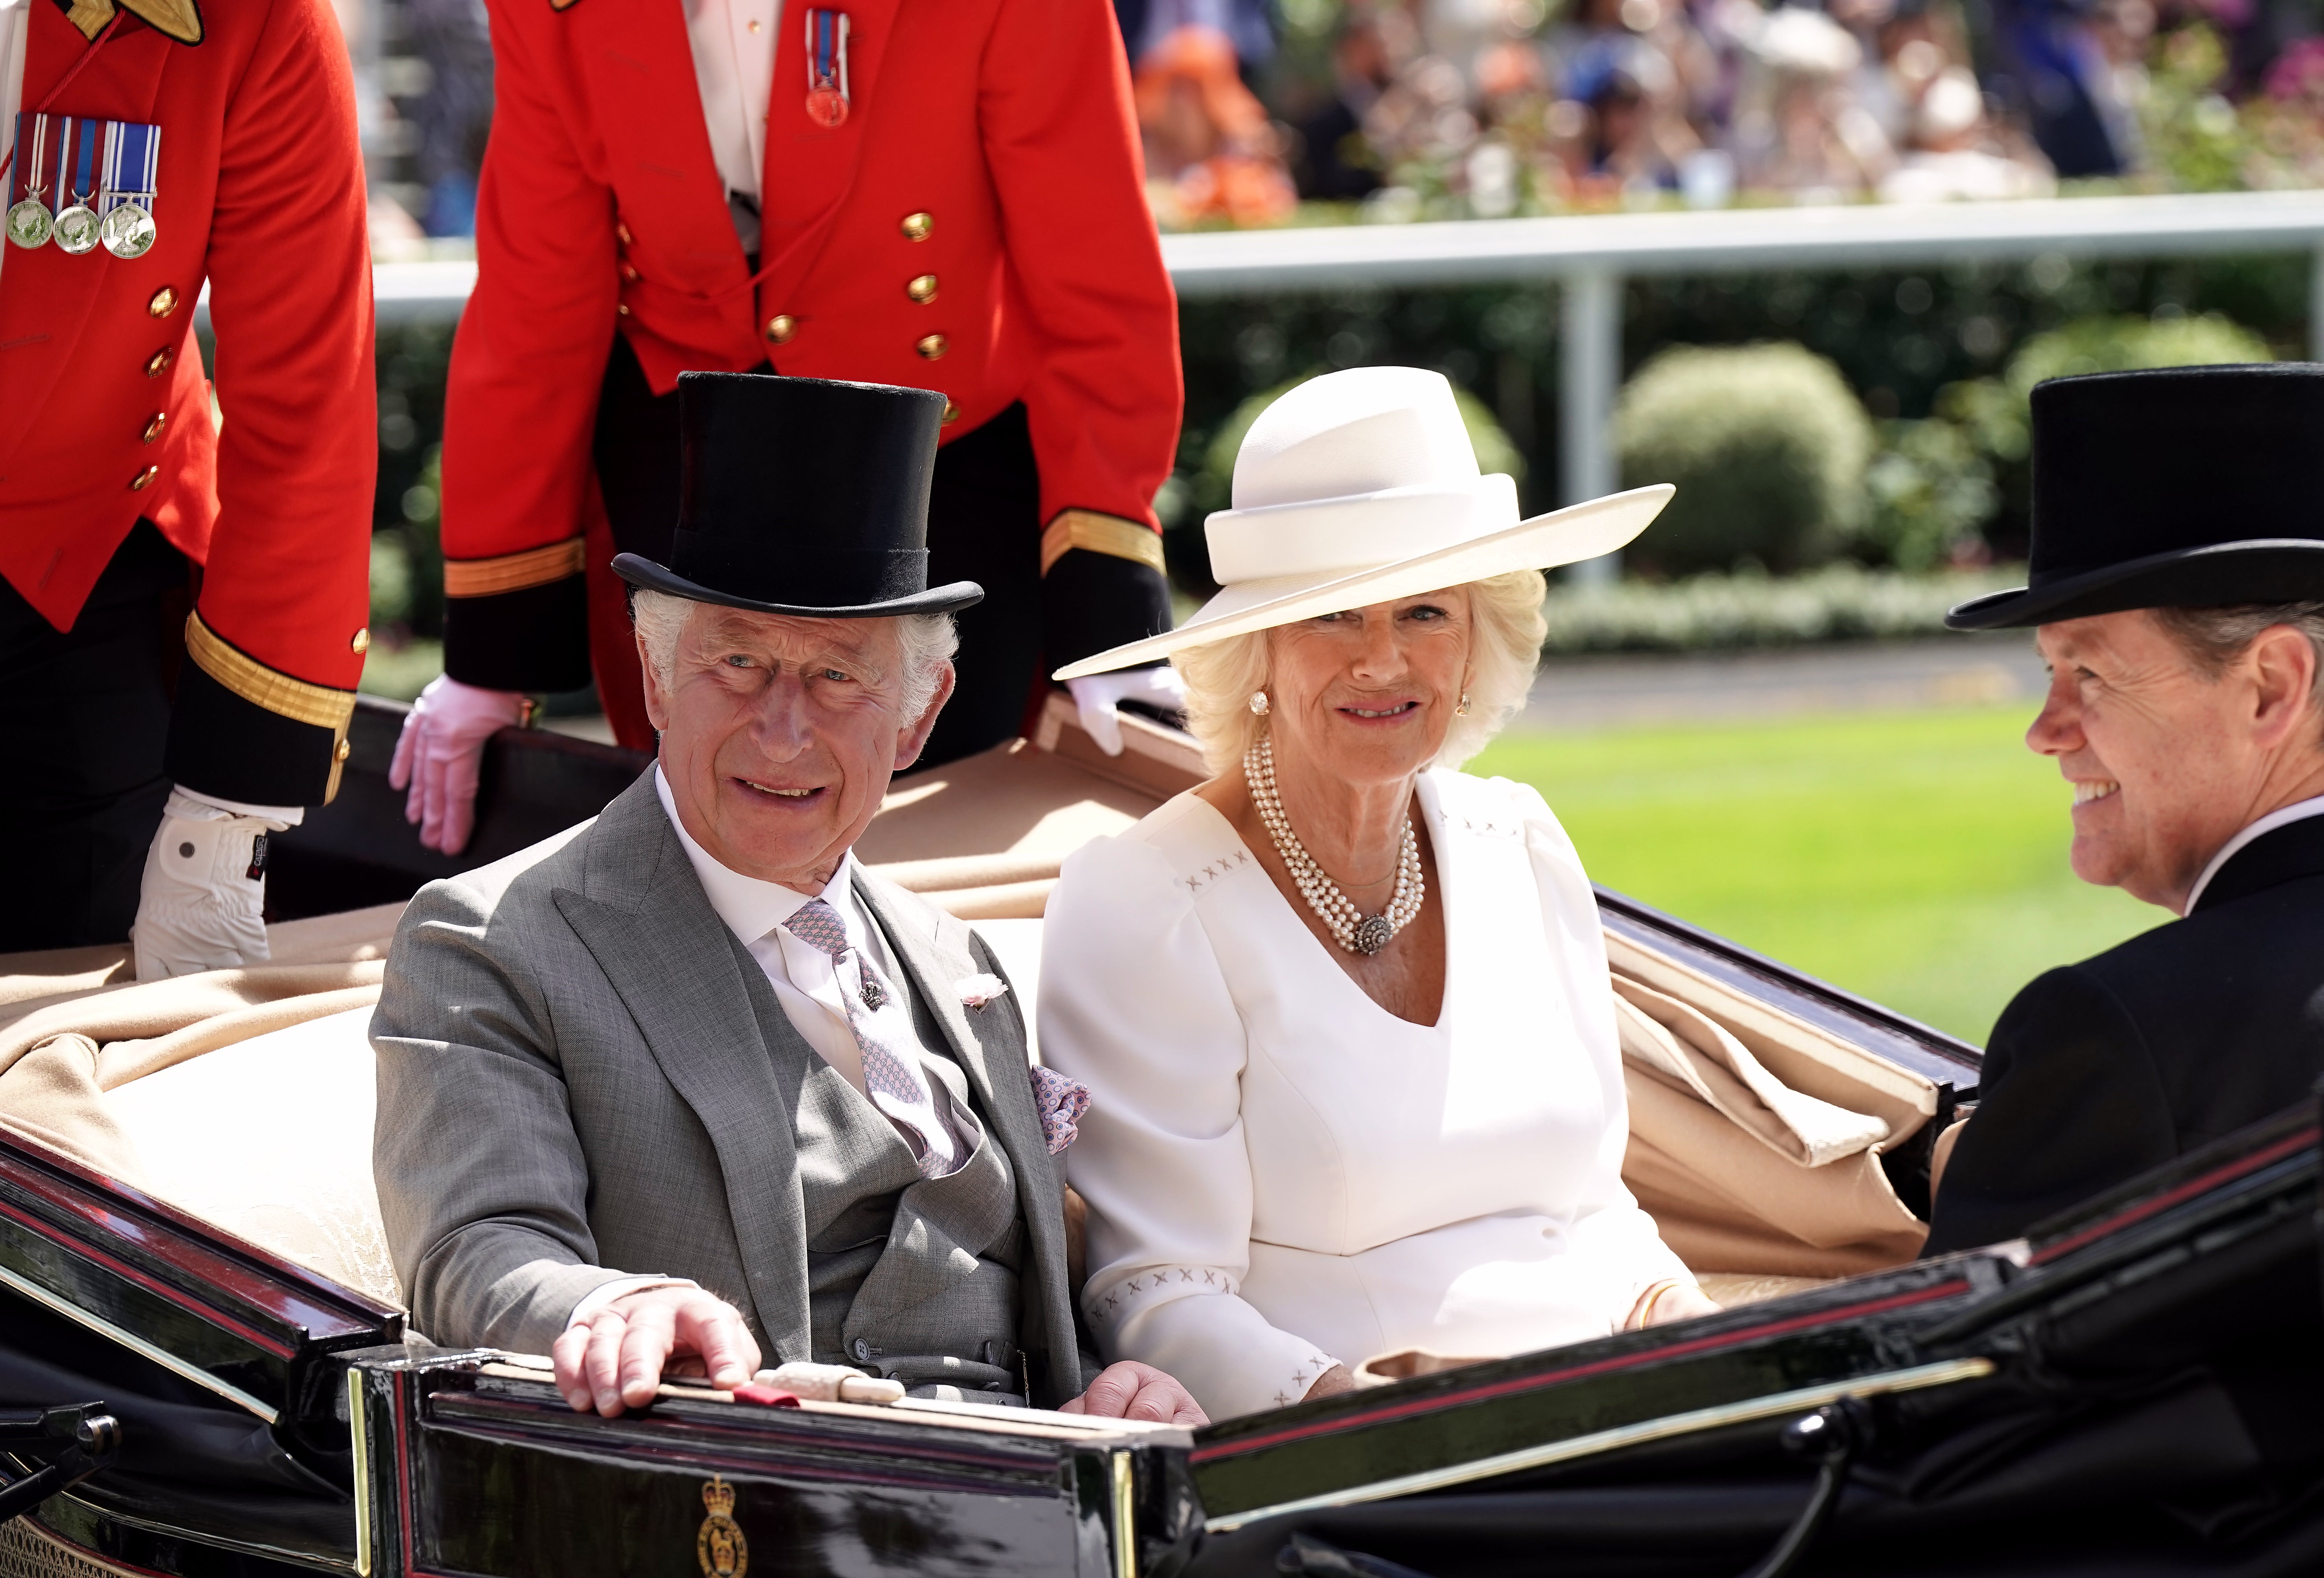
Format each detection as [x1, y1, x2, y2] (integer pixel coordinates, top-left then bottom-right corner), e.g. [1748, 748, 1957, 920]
[373, 372, 1201, 1425]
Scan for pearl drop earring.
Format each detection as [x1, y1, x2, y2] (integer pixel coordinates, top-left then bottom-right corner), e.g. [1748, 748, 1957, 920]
[1248, 690, 1270, 716]
[1455, 691, 1472, 717]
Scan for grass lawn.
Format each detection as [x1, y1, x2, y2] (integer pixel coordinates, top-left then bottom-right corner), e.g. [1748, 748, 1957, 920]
[357, 638, 444, 702]
[1470, 705, 2160, 1046]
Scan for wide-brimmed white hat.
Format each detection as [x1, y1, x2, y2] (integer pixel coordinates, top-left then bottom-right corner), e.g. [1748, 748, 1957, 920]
[1053, 367, 1672, 681]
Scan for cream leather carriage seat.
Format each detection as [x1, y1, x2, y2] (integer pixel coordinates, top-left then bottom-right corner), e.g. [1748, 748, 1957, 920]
[110, 1006, 402, 1307]
[0, 914, 1052, 1318]
[0, 905, 410, 1311]
[0, 705, 1943, 1324]
[0, 906, 1930, 1320]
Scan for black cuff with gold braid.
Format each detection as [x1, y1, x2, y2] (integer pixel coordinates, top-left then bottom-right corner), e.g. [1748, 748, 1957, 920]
[1039, 512, 1174, 674]
[441, 538, 595, 694]
[164, 612, 356, 806]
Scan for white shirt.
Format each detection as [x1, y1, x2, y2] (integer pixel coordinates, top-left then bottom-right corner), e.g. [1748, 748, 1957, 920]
[568, 768, 961, 1329]
[683, 0, 779, 209]
[0, 0, 28, 299]
[653, 764, 942, 1101]
[1039, 770, 1692, 1421]
[2182, 793, 2324, 915]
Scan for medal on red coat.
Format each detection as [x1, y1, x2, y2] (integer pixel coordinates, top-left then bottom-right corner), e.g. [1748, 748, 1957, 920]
[97, 118, 161, 258]
[804, 9, 850, 128]
[51, 117, 102, 255]
[6, 114, 56, 249]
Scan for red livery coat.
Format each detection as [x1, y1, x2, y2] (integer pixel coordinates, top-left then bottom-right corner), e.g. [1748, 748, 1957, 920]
[0, 0, 375, 804]
[437, 0, 1181, 707]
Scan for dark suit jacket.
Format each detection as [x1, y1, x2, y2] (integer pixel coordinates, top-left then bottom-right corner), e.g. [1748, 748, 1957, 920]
[1925, 815, 2324, 1255]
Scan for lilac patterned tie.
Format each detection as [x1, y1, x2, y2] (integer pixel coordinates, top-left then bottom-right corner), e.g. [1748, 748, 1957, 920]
[782, 899, 960, 1179]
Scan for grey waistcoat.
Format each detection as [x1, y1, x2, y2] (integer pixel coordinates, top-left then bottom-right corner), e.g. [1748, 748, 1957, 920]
[740, 937, 1030, 1402]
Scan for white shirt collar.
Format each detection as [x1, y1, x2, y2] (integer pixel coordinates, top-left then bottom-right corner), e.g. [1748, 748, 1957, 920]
[653, 765, 854, 945]
[2181, 792, 2324, 915]
[0, 0, 29, 302]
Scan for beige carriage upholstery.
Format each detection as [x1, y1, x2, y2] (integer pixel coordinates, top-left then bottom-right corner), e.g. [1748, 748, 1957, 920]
[0, 697, 1939, 1330]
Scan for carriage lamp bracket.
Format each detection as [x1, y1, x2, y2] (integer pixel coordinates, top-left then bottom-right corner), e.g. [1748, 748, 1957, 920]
[1737, 1394, 1875, 1578]
[0, 1402, 121, 1525]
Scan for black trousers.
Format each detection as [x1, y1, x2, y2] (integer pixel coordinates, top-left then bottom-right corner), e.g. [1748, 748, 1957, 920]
[0, 521, 191, 951]
[593, 338, 1043, 770]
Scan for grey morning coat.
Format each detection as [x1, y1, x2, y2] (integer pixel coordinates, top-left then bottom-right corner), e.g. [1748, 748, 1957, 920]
[369, 771, 1088, 1407]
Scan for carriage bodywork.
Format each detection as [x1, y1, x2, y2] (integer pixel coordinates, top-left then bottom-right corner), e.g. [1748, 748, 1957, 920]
[6, 1094, 2319, 1578]
[4, 699, 2319, 1577]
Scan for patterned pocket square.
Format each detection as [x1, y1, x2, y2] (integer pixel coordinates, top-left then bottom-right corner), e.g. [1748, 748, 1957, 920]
[1029, 1065, 1092, 1155]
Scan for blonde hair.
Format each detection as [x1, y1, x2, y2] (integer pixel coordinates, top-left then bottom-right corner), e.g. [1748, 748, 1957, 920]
[1174, 569, 1548, 775]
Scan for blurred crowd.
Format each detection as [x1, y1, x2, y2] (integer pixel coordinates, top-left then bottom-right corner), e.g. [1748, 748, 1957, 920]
[1134, 0, 2324, 224]
[337, 0, 2324, 243]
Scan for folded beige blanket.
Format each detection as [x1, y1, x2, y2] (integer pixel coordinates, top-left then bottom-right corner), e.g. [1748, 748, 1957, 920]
[0, 881, 1933, 1303]
[0, 904, 402, 1180]
[1610, 945, 1933, 1279]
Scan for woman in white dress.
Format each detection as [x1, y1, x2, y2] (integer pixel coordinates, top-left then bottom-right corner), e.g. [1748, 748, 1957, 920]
[1038, 367, 1718, 1422]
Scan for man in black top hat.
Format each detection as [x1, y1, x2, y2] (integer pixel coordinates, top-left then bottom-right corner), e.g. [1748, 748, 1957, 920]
[1924, 364, 2324, 1255]
[373, 372, 1202, 1425]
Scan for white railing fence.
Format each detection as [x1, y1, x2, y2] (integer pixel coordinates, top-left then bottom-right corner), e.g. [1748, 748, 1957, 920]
[330, 189, 2324, 582]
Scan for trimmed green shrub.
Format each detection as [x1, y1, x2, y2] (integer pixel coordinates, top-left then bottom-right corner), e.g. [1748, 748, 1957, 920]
[1615, 343, 1873, 578]
[1926, 310, 2274, 554]
[1539, 565, 2024, 654]
[1860, 418, 2000, 572]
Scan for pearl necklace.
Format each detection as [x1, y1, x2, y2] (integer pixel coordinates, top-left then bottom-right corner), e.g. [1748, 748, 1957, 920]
[1245, 734, 1425, 956]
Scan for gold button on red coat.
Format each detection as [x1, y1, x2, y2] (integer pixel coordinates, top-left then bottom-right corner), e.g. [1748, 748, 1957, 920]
[899, 211, 933, 241]
[145, 346, 174, 377]
[148, 286, 178, 318]
[129, 464, 159, 491]
[617, 221, 634, 246]
[941, 399, 959, 424]
[142, 411, 166, 443]
[616, 303, 631, 316]
[619, 263, 639, 283]
[906, 274, 937, 305]
[351, 627, 371, 654]
[916, 333, 947, 361]
[764, 314, 796, 344]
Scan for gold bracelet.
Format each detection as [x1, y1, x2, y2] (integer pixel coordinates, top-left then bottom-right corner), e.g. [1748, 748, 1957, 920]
[1633, 1278, 1685, 1330]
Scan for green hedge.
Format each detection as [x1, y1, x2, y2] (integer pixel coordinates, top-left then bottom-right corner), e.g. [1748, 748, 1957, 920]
[1615, 344, 1873, 577]
[1540, 565, 2025, 655]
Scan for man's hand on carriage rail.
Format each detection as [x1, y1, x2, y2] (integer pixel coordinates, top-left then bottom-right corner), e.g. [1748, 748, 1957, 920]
[388, 675, 529, 854]
[131, 789, 297, 980]
[1058, 1361, 1207, 1426]
[1065, 664, 1187, 756]
[553, 1286, 763, 1418]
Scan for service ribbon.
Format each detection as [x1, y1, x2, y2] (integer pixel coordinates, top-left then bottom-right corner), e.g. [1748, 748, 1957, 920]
[55, 115, 100, 206]
[99, 119, 159, 213]
[7, 114, 32, 206]
[808, 8, 849, 98]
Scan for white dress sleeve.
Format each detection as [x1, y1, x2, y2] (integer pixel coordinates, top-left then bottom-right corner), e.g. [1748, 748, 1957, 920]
[1039, 827, 1342, 1420]
[1501, 775, 1696, 1311]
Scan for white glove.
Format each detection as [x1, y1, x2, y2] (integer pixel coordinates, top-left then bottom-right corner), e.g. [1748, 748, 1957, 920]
[1065, 665, 1187, 757]
[388, 675, 527, 855]
[131, 790, 294, 981]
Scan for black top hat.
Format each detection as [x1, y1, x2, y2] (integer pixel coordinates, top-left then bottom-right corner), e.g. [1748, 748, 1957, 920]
[612, 372, 983, 618]
[1946, 363, 2324, 630]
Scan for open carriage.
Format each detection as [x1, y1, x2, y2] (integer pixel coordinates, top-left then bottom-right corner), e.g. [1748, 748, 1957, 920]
[2, 699, 2318, 1577]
